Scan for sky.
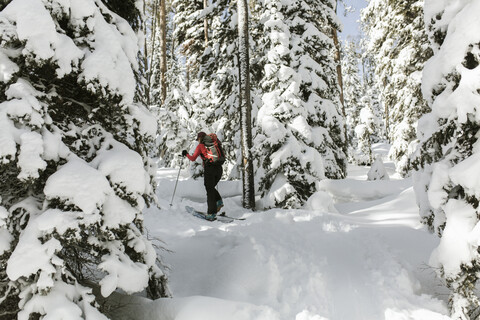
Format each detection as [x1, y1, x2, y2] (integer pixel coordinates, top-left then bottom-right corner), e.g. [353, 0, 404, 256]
[337, 0, 367, 41]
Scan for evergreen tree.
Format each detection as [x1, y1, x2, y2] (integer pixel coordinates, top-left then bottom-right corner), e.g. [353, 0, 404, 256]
[156, 58, 195, 168]
[178, 0, 261, 181]
[255, 0, 346, 209]
[169, 0, 226, 178]
[197, 0, 241, 178]
[361, 0, 432, 175]
[172, 0, 204, 82]
[158, 0, 168, 103]
[0, 0, 168, 318]
[341, 37, 385, 164]
[147, 0, 194, 169]
[163, 0, 263, 181]
[144, 0, 161, 106]
[412, 0, 480, 318]
[341, 38, 364, 151]
[367, 157, 389, 181]
[353, 105, 377, 165]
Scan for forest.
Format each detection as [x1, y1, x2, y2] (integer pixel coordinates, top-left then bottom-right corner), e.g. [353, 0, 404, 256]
[1, 0, 480, 319]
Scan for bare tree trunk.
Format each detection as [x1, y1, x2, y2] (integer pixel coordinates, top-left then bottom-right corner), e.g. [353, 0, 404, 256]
[237, 0, 255, 210]
[332, 1, 347, 147]
[159, 0, 167, 104]
[203, 0, 209, 45]
[383, 83, 390, 141]
[171, 21, 176, 61]
[143, 1, 151, 105]
[186, 63, 190, 92]
[146, 0, 159, 106]
[333, 33, 344, 108]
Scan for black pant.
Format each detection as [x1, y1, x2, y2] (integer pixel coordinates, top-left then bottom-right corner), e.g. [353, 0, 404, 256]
[204, 164, 223, 214]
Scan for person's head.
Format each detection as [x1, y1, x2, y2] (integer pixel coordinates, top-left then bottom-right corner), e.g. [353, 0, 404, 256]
[196, 131, 206, 142]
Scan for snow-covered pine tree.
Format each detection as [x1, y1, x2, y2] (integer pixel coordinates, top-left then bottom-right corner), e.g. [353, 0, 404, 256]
[162, 1, 261, 180]
[342, 37, 387, 165]
[364, 86, 384, 145]
[142, 0, 158, 106]
[144, 0, 162, 106]
[412, 0, 480, 318]
[156, 58, 195, 168]
[0, 0, 168, 318]
[169, 0, 219, 178]
[361, 0, 432, 176]
[353, 106, 377, 165]
[367, 157, 389, 181]
[341, 38, 364, 151]
[167, 0, 218, 178]
[195, 0, 241, 178]
[172, 0, 205, 84]
[145, 0, 168, 106]
[180, 0, 260, 181]
[145, 0, 193, 168]
[358, 36, 385, 141]
[158, 0, 168, 103]
[255, 0, 346, 209]
[248, 0, 267, 178]
[360, 50, 385, 146]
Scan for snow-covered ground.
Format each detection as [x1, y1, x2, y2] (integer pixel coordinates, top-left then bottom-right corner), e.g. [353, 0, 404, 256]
[109, 144, 451, 320]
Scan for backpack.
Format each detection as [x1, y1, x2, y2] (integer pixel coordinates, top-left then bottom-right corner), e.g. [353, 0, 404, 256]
[202, 133, 226, 165]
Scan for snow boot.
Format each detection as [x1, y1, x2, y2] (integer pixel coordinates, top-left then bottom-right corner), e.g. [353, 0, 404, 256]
[216, 200, 224, 213]
[205, 213, 217, 221]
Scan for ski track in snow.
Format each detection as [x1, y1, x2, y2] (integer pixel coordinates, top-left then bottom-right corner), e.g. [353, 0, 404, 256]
[116, 154, 451, 320]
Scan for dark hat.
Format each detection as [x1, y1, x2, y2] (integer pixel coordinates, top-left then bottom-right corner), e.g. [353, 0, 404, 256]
[196, 132, 207, 140]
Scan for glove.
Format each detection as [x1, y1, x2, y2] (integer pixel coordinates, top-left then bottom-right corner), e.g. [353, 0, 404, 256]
[182, 150, 188, 157]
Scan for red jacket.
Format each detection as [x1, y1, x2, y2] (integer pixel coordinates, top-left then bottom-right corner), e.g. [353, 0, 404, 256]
[186, 143, 208, 162]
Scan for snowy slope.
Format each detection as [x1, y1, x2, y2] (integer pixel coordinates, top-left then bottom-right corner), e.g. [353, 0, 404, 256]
[110, 147, 451, 320]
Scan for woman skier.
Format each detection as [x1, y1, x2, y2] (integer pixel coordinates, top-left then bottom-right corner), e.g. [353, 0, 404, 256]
[182, 132, 224, 220]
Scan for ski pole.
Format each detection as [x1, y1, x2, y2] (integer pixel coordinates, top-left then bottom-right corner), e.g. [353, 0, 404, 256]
[170, 162, 182, 207]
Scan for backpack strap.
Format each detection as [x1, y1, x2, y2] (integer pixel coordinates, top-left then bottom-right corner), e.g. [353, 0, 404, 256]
[209, 133, 218, 142]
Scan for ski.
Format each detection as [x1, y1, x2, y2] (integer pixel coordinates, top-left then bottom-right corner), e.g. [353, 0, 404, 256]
[185, 206, 233, 223]
[218, 212, 246, 221]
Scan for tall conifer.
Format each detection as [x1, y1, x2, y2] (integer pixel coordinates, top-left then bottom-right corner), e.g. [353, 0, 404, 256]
[0, 0, 168, 317]
[361, 0, 432, 175]
[256, 0, 346, 209]
[412, 1, 480, 317]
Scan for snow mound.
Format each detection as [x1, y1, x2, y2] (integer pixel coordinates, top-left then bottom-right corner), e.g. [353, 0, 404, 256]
[318, 178, 411, 203]
[305, 191, 337, 213]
